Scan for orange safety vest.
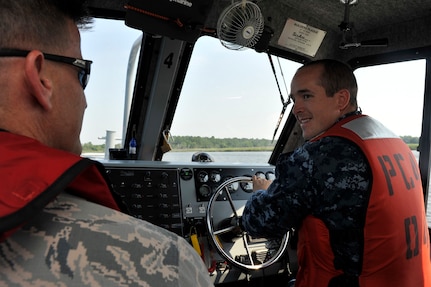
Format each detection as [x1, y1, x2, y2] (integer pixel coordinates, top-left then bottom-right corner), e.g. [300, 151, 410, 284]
[0, 132, 120, 241]
[295, 115, 431, 287]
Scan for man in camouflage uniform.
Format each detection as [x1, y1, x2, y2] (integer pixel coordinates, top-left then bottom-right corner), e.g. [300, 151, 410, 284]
[0, 1, 213, 286]
[0, 193, 212, 286]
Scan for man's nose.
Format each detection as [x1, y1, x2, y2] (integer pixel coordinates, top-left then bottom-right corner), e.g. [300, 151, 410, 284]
[292, 100, 303, 115]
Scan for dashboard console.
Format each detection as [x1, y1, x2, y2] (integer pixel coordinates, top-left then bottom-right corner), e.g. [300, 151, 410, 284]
[102, 160, 276, 237]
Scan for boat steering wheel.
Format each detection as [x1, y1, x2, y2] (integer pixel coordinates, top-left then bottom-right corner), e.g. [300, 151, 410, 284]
[205, 176, 290, 270]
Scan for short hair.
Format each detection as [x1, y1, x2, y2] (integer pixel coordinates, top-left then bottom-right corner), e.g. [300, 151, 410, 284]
[299, 59, 358, 107]
[0, 0, 91, 52]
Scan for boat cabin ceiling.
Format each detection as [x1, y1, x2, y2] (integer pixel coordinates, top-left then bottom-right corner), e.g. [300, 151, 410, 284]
[87, 0, 431, 65]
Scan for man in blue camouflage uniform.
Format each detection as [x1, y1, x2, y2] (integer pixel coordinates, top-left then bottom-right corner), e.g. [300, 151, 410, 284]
[241, 59, 431, 286]
[242, 59, 370, 276]
[0, 1, 213, 286]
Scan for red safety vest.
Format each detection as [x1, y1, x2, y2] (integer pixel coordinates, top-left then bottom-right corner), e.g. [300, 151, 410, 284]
[295, 115, 431, 287]
[0, 132, 120, 241]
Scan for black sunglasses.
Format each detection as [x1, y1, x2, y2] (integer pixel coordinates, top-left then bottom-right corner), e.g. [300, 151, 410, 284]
[0, 48, 92, 89]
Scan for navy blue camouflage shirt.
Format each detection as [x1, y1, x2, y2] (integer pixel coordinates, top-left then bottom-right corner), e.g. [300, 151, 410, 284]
[242, 136, 371, 274]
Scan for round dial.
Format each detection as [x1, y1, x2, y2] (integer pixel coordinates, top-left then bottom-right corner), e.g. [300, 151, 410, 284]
[210, 170, 221, 183]
[240, 180, 253, 193]
[255, 172, 266, 179]
[198, 184, 212, 198]
[179, 168, 193, 180]
[224, 176, 239, 193]
[197, 171, 209, 183]
[266, 171, 276, 180]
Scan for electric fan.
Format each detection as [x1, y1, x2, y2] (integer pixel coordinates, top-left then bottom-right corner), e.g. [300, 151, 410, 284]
[217, 0, 264, 50]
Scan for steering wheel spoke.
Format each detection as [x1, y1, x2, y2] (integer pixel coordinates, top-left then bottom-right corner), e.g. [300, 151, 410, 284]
[214, 225, 239, 236]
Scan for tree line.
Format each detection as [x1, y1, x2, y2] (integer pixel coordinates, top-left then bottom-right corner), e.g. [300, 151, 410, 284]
[81, 135, 419, 153]
[169, 136, 275, 151]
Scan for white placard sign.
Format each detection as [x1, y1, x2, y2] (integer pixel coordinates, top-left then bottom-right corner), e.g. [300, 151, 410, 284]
[277, 18, 326, 57]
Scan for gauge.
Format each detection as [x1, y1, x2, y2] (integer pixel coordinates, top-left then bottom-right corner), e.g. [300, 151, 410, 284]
[198, 185, 212, 198]
[266, 171, 276, 180]
[240, 181, 253, 193]
[210, 170, 221, 183]
[197, 171, 209, 183]
[255, 172, 266, 179]
[239, 174, 253, 192]
[223, 176, 239, 193]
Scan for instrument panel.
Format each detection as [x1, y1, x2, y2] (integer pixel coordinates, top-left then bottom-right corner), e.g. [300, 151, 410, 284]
[193, 167, 275, 202]
[101, 160, 275, 236]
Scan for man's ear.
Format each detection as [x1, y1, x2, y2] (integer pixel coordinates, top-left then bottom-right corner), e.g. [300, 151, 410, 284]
[336, 89, 351, 111]
[24, 50, 53, 111]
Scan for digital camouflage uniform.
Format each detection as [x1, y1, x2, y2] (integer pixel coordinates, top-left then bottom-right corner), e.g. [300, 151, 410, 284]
[0, 192, 214, 287]
[242, 135, 371, 275]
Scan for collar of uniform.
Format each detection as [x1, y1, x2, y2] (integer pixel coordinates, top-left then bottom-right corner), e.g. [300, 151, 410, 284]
[336, 109, 362, 123]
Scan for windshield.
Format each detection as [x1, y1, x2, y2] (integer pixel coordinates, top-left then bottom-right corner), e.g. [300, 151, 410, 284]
[79, 20, 299, 163]
[354, 60, 425, 138]
[163, 36, 300, 163]
[78, 19, 426, 167]
[80, 19, 141, 157]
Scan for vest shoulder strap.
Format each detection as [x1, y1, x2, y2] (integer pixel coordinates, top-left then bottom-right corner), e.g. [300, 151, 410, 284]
[0, 158, 95, 240]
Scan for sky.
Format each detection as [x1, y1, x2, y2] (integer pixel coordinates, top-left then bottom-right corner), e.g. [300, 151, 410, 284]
[79, 19, 425, 145]
[355, 60, 425, 138]
[80, 19, 142, 145]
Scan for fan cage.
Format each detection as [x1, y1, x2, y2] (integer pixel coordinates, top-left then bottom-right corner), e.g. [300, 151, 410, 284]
[217, 1, 264, 50]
